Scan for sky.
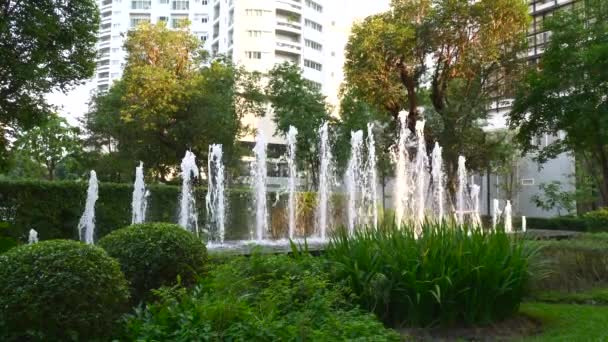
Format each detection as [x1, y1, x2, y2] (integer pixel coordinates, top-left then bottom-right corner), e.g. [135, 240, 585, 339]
[46, 0, 390, 126]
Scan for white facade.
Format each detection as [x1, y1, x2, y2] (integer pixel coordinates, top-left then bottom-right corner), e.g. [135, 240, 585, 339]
[95, 0, 212, 92]
[92, 0, 381, 144]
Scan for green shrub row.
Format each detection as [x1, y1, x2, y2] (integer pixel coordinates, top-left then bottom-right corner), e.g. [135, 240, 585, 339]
[529, 233, 608, 292]
[525, 216, 588, 232]
[325, 222, 534, 327]
[0, 179, 252, 243]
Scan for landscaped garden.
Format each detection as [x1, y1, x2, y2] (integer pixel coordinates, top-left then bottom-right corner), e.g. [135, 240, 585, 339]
[3, 213, 608, 341]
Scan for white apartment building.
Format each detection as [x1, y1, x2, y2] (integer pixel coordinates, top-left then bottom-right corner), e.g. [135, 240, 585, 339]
[93, 0, 378, 144]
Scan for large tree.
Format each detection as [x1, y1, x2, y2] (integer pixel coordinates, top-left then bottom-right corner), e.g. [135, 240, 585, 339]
[266, 63, 330, 186]
[344, 0, 529, 195]
[13, 115, 82, 180]
[510, 0, 608, 205]
[0, 0, 99, 161]
[85, 23, 264, 181]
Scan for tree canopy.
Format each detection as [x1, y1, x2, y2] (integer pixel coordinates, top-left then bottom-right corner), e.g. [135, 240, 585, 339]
[344, 0, 530, 195]
[0, 0, 99, 162]
[85, 23, 264, 181]
[266, 63, 330, 185]
[510, 0, 608, 204]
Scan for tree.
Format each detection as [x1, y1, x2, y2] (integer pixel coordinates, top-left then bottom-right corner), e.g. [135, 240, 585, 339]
[531, 181, 576, 216]
[266, 63, 330, 186]
[510, 0, 608, 205]
[344, 0, 529, 197]
[13, 116, 82, 180]
[85, 23, 264, 181]
[0, 0, 99, 160]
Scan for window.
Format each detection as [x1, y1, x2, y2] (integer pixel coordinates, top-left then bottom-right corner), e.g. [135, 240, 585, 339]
[200, 34, 208, 41]
[111, 48, 120, 53]
[101, 11, 111, 17]
[245, 9, 265, 16]
[521, 179, 535, 186]
[98, 72, 110, 79]
[171, 15, 188, 28]
[112, 60, 120, 65]
[202, 0, 208, 4]
[113, 23, 121, 28]
[305, 39, 322, 51]
[159, 0, 168, 3]
[195, 14, 209, 23]
[309, 81, 322, 91]
[305, 19, 322, 32]
[97, 60, 110, 67]
[304, 59, 322, 71]
[131, 0, 151, 9]
[305, 0, 322, 12]
[130, 14, 150, 28]
[246, 51, 262, 59]
[172, 0, 189, 10]
[158, 16, 168, 22]
[248, 30, 263, 37]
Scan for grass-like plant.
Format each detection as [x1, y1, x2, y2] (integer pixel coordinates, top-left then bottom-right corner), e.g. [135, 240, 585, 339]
[325, 220, 535, 328]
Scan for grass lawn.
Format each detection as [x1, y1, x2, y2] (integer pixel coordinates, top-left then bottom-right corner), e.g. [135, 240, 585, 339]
[517, 302, 608, 342]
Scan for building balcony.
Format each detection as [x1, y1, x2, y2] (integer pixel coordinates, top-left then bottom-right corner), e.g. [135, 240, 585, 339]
[276, 20, 301, 35]
[276, 40, 302, 54]
[276, 0, 302, 15]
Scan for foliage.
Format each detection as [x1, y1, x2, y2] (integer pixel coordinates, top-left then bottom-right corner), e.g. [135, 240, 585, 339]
[326, 221, 534, 327]
[0, 240, 129, 341]
[84, 22, 264, 180]
[0, 0, 98, 162]
[486, 130, 522, 202]
[12, 115, 83, 180]
[344, 0, 529, 196]
[529, 235, 608, 292]
[510, 0, 608, 205]
[98, 223, 208, 303]
[124, 253, 399, 341]
[531, 181, 576, 216]
[582, 208, 608, 231]
[525, 216, 587, 232]
[0, 179, 252, 244]
[266, 63, 330, 185]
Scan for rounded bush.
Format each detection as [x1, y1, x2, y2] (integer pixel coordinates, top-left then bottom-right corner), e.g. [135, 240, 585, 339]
[583, 207, 608, 231]
[98, 223, 207, 302]
[0, 240, 129, 341]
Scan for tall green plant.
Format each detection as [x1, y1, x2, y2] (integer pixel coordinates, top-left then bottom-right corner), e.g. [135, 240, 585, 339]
[326, 221, 534, 327]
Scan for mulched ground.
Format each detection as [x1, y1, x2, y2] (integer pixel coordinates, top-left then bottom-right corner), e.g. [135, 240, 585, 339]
[399, 314, 543, 341]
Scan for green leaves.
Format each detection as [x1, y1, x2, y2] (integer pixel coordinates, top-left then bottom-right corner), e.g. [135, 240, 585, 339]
[0, 0, 99, 156]
[326, 221, 533, 327]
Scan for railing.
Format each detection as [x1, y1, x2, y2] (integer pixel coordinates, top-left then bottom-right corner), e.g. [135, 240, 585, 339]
[277, 21, 301, 30]
[276, 41, 301, 51]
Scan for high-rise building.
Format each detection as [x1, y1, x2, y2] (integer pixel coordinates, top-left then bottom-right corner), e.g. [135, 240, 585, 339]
[95, 0, 212, 93]
[481, 0, 579, 218]
[93, 0, 382, 142]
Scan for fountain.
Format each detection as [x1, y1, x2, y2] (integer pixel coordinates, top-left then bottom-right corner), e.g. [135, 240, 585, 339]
[131, 162, 147, 224]
[286, 126, 298, 239]
[522, 216, 527, 232]
[394, 111, 411, 227]
[365, 123, 378, 229]
[431, 142, 445, 221]
[413, 120, 428, 230]
[206, 144, 226, 244]
[28, 229, 38, 244]
[456, 156, 467, 225]
[470, 184, 482, 227]
[346, 130, 364, 235]
[316, 122, 333, 240]
[504, 200, 512, 233]
[78, 170, 98, 244]
[252, 129, 268, 241]
[178, 151, 199, 235]
[492, 199, 501, 231]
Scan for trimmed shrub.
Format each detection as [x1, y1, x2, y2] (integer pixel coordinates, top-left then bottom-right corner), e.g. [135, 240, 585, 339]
[124, 253, 399, 341]
[98, 223, 207, 302]
[525, 216, 588, 231]
[326, 222, 534, 327]
[0, 240, 129, 341]
[583, 208, 608, 231]
[529, 234, 608, 292]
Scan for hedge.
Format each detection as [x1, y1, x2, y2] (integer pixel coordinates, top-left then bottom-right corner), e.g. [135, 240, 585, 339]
[0, 179, 252, 243]
[525, 216, 589, 232]
[0, 180, 341, 244]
